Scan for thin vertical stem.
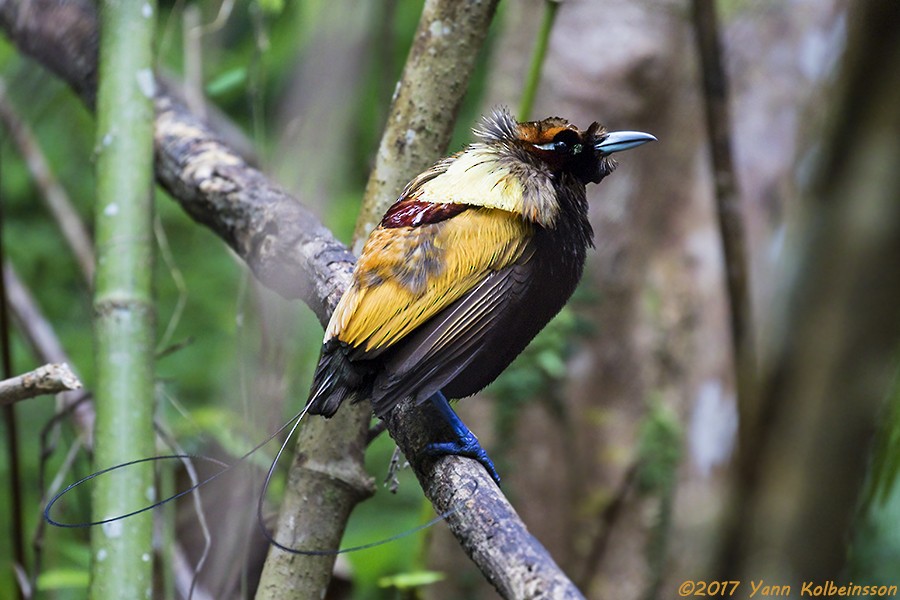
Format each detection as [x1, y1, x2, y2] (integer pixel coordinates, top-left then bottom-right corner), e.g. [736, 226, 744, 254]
[690, 0, 756, 453]
[518, 0, 560, 121]
[90, 0, 158, 598]
[0, 135, 25, 600]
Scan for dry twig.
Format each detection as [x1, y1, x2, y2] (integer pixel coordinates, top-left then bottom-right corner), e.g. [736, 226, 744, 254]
[0, 363, 82, 406]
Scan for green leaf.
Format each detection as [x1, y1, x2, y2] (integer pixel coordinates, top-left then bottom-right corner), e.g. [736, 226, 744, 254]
[378, 570, 446, 589]
[206, 68, 248, 97]
[536, 349, 567, 378]
[636, 400, 683, 494]
[257, 0, 285, 14]
[176, 407, 273, 470]
[36, 569, 90, 591]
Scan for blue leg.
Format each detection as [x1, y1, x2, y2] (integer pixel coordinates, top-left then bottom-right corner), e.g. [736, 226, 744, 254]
[423, 391, 501, 484]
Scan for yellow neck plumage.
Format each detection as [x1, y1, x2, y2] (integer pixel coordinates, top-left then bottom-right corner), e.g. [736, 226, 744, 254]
[412, 145, 559, 227]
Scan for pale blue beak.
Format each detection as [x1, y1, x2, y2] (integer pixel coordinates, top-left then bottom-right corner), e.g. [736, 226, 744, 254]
[595, 131, 657, 155]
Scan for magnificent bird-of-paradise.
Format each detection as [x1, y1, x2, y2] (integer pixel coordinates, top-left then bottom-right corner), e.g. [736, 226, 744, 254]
[306, 107, 656, 481]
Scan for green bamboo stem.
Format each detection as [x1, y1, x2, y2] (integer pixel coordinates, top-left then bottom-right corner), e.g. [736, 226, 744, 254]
[90, 1, 158, 598]
[517, 0, 560, 121]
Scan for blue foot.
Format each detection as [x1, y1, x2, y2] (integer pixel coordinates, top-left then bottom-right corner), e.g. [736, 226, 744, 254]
[422, 392, 501, 485]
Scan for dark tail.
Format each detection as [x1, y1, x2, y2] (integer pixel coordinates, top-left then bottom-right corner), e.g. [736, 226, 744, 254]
[306, 339, 375, 417]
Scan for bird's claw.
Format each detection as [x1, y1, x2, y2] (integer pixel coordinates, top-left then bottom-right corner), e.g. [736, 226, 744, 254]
[423, 435, 501, 485]
[424, 391, 501, 484]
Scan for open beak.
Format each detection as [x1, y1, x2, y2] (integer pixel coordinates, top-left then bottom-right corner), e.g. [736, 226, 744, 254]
[595, 131, 657, 155]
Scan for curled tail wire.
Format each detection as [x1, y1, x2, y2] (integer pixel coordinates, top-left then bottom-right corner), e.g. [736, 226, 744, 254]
[45, 398, 469, 558]
[255, 410, 469, 555]
[43, 403, 316, 528]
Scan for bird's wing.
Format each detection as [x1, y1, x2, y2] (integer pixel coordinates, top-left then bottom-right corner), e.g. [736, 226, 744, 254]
[321, 206, 539, 417]
[367, 251, 536, 416]
[326, 207, 533, 358]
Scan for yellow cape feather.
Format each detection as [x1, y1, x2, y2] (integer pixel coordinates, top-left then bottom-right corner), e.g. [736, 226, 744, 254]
[326, 208, 533, 353]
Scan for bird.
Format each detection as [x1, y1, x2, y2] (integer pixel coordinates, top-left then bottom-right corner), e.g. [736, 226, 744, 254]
[305, 107, 655, 481]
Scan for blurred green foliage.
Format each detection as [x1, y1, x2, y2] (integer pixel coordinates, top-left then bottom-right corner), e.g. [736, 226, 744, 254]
[636, 399, 682, 496]
[848, 366, 900, 584]
[638, 399, 682, 597]
[485, 282, 596, 473]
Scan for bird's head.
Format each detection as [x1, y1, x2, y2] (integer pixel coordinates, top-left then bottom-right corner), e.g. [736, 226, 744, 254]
[399, 108, 656, 229]
[475, 107, 657, 185]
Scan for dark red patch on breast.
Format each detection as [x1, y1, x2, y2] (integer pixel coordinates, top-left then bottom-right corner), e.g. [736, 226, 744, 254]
[380, 200, 468, 228]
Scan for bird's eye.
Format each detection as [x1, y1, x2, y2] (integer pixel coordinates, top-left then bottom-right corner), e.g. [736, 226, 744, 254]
[553, 129, 582, 154]
[534, 129, 583, 155]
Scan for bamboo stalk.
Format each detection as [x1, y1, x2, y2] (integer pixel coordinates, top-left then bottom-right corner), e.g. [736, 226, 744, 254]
[89, 1, 158, 598]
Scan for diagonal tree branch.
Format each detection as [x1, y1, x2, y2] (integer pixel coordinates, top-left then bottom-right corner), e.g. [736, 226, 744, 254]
[0, 80, 96, 282]
[354, 0, 502, 241]
[151, 90, 355, 322]
[0, 0, 356, 324]
[0, 0, 584, 596]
